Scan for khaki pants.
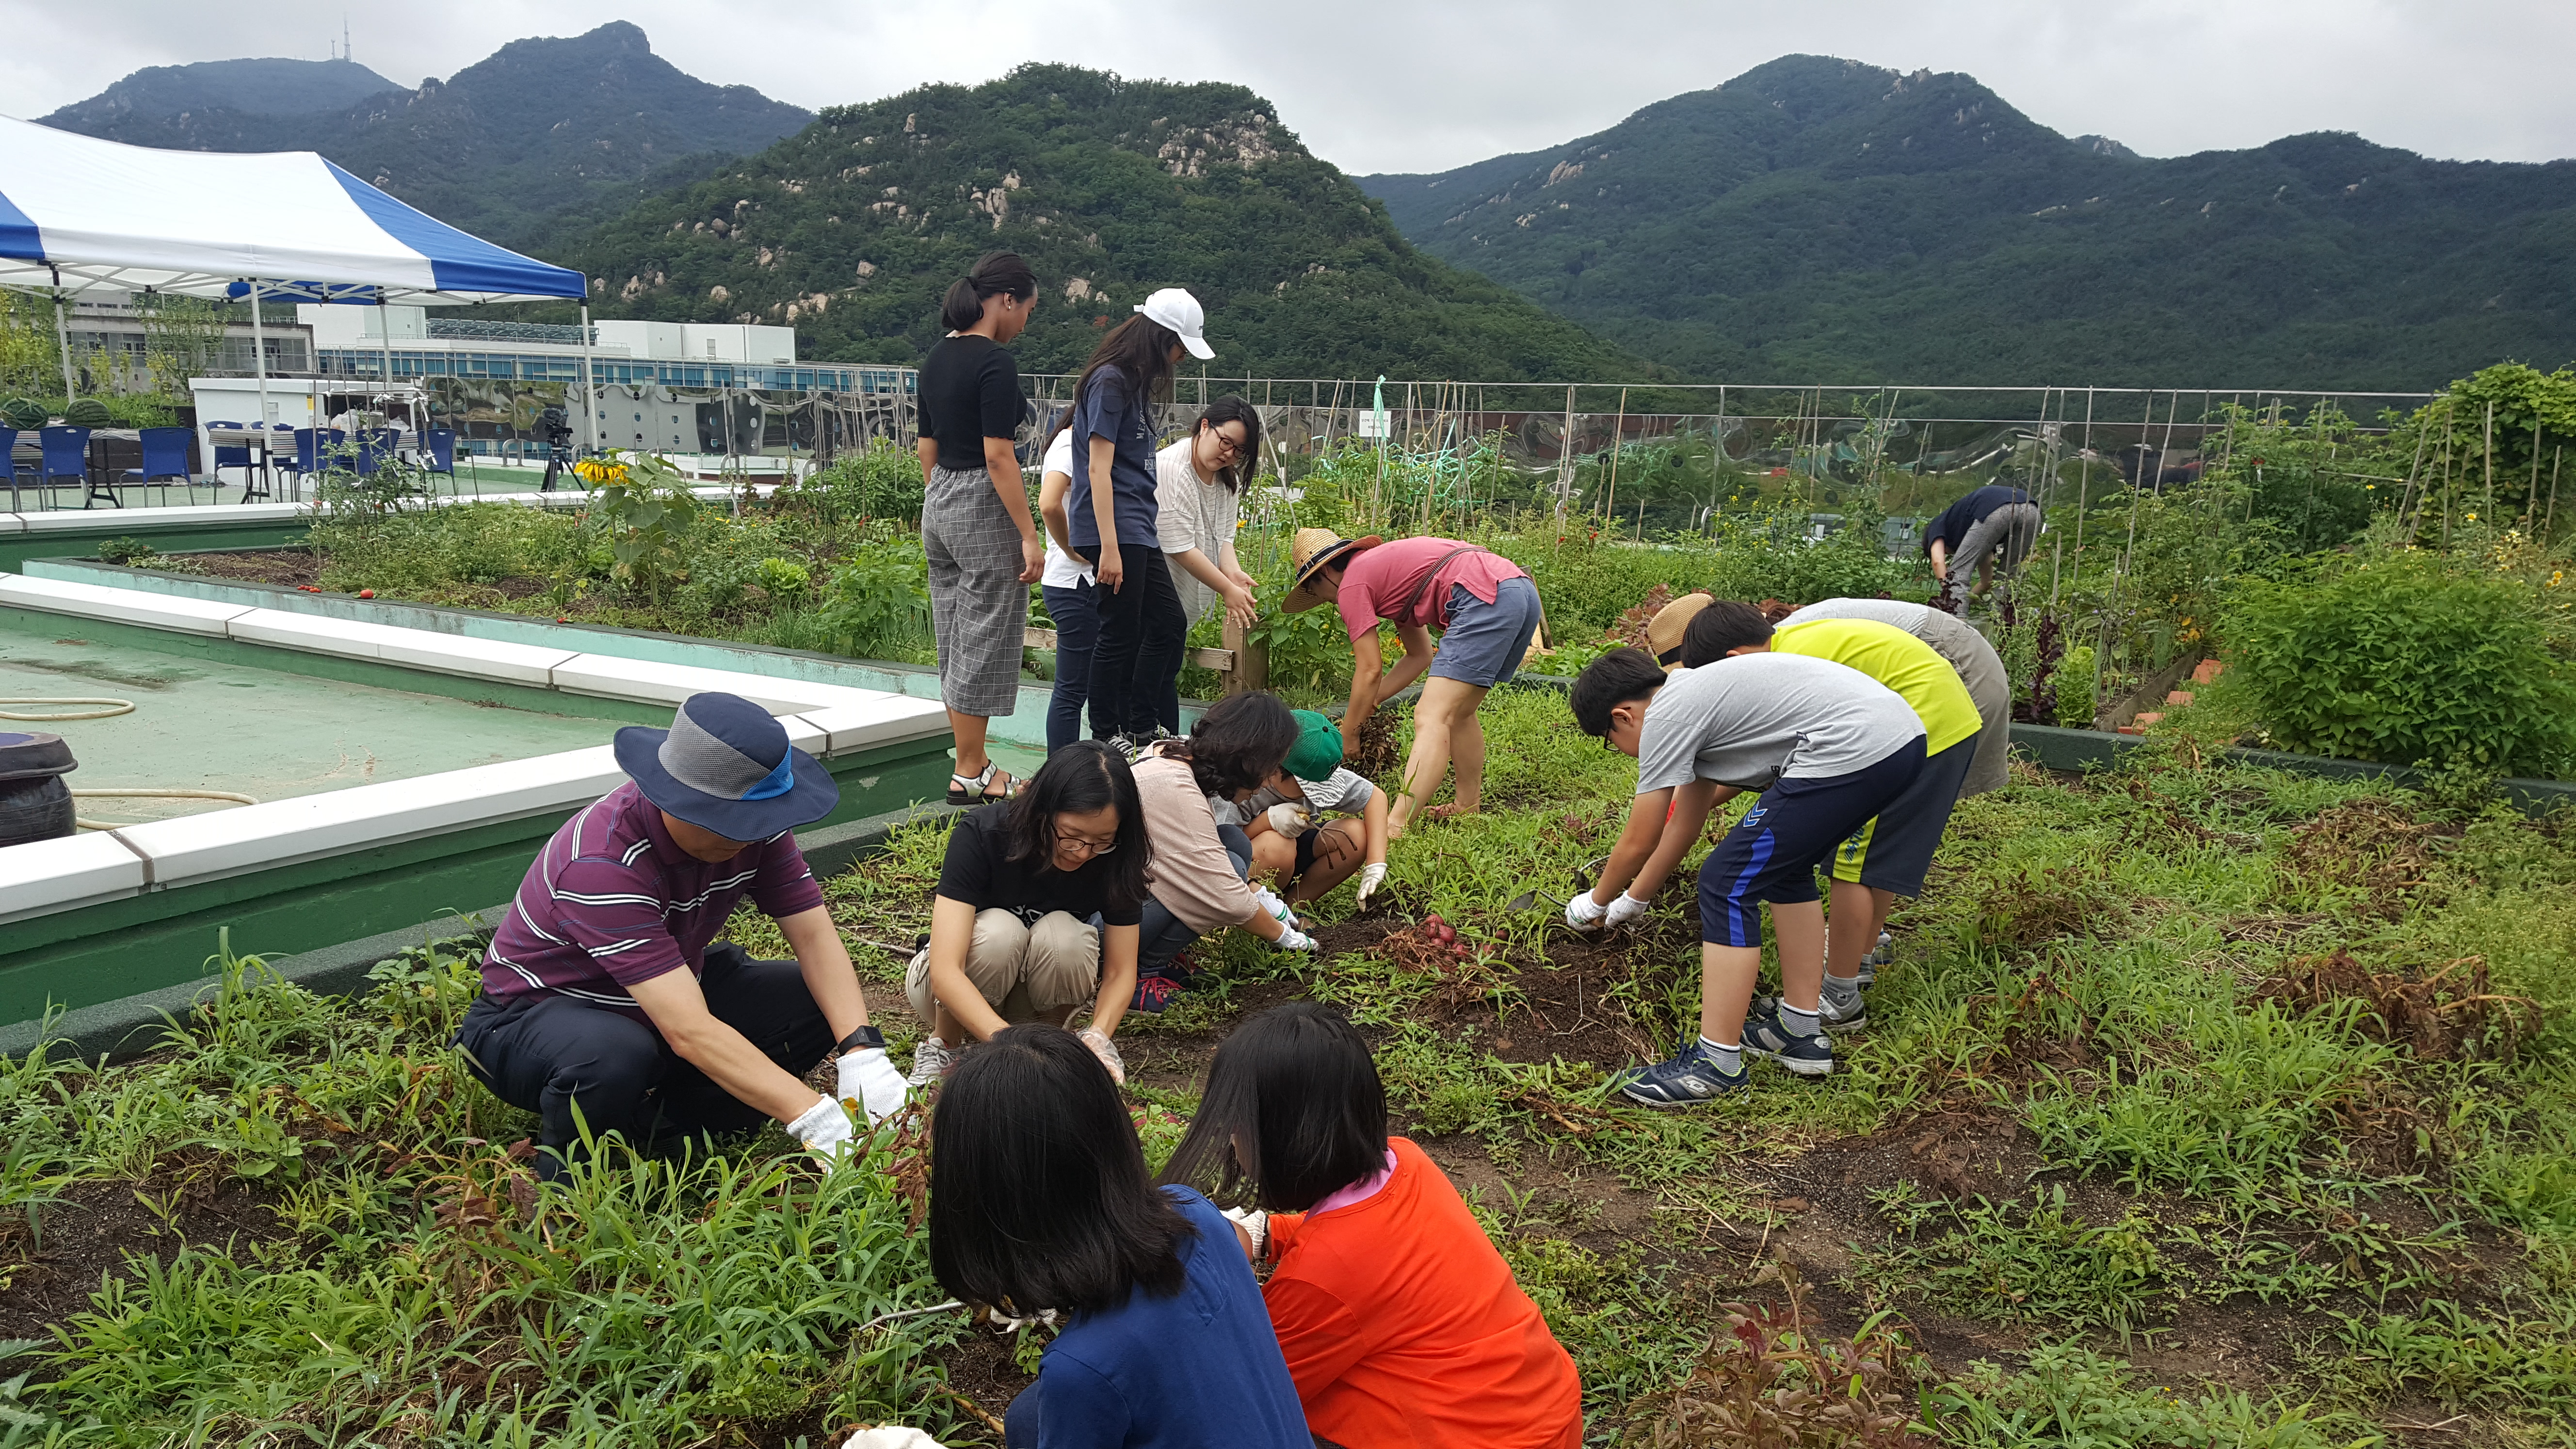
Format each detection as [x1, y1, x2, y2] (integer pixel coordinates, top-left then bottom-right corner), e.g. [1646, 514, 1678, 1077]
[905, 909, 1100, 1025]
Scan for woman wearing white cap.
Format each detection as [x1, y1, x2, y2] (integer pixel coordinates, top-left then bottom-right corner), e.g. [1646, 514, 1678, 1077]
[1063, 286, 1218, 753]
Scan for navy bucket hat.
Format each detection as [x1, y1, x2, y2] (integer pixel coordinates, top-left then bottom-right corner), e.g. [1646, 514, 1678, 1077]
[612, 692, 839, 841]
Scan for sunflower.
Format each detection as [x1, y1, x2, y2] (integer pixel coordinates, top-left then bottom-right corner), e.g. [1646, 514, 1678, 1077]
[573, 458, 627, 484]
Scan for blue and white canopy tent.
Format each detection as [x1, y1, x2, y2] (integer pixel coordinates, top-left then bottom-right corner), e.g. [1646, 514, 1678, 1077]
[0, 113, 590, 451]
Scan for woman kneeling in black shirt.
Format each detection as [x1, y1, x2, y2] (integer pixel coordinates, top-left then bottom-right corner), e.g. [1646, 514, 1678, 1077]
[906, 741, 1149, 1088]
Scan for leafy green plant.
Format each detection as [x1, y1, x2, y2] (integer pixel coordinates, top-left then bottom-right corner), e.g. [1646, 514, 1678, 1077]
[755, 555, 812, 599]
[1856, 1184, 2174, 1341]
[1931, 1344, 2362, 1449]
[814, 530, 931, 660]
[2228, 550, 2576, 776]
[790, 439, 927, 524]
[587, 450, 705, 597]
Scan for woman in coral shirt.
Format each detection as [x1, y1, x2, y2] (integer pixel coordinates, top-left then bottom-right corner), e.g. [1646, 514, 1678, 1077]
[1162, 1003, 1583, 1447]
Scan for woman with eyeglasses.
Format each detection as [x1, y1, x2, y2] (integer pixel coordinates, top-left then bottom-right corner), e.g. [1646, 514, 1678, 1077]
[1139, 395, 1266, 735]
[905, 741, 1150, 1087]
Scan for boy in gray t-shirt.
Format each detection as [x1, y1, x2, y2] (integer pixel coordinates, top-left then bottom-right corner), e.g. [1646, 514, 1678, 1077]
[1563, 648, 1925, 1104]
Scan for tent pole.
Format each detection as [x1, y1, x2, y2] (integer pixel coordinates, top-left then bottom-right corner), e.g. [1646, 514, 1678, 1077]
[249, 283, 273, 497]
[378, 296, 393, 408]
[580, 303, 600, 456]
[51, 286, 75, 401]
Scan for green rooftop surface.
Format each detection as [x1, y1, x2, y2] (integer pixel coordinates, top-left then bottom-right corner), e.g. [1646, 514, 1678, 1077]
[1, 633, 620, 825]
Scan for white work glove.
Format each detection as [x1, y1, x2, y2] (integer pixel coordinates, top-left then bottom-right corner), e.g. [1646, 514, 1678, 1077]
[1564, 889, 1609, 932]
[1353, 861, 1388, 908]
[835, 1428, 949, 1449]
[787, 1095, 857, 1162]
[1263, 801, 1315, 837]
[1274, 924, 1319, 953]
[1604, 892, 1651, 928]
[1253, 886, 1299, 929]
[1077, 1026, 1127, 1086]
[1222, 1205, 1270, 1257]
[837, 1046, 909, 1126]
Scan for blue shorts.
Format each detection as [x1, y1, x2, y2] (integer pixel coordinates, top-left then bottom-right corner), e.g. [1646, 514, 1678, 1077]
[1429, 576, 1543, 689]
[1696, 738, 1927, 948]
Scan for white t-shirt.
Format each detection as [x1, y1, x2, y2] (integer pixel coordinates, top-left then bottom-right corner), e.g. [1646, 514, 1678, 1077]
[1153, 436, 1241, 623]
[1039, 429, 1095, 590]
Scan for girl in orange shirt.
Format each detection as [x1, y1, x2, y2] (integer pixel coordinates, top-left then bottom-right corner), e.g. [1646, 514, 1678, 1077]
[1161, 1003, 1584, 1448]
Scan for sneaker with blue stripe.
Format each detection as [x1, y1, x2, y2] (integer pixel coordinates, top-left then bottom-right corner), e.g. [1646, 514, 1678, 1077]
[1743, 1000, 1836, 1077]
[1616, 1040, 1749, 1107]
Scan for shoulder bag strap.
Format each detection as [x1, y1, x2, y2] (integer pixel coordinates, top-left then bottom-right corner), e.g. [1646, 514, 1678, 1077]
[1397, 545, 1481, 625]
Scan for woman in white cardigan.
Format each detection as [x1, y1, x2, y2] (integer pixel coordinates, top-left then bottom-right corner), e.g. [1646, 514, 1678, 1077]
[1138, 395, 1264, 734]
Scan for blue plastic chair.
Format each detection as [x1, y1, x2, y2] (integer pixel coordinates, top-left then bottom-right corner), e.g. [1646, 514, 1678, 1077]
[353, 429, 394, 476]
[0, 426, 29, 510]
[40, 427, 92, 509]
[204, 421, 257, 498]
[119, 427, 198, 507]
[422, 428, 458, 493]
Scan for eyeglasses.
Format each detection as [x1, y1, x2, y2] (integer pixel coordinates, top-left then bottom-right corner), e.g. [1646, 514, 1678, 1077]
[1207, 429, 1246, 458]
[1053, 827, 1118, 857]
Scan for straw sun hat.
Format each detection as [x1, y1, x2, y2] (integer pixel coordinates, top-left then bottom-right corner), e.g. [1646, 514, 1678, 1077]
[1283, 527, 1383, 613]
[1644, 592, 1715, 669]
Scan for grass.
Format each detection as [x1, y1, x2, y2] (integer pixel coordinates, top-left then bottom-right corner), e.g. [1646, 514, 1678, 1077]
[1, 687, 2573, 1446]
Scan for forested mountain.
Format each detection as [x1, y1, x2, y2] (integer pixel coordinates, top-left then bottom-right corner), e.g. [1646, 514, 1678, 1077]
[35, 24, 810, 248]
[1360, 55, 2576, 390]
[41, 57, 398, 123]
[564, 65, 1647, 382]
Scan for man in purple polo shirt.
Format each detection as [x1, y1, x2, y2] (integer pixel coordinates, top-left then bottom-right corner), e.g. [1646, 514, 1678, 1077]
[455, 692, 908, 1179]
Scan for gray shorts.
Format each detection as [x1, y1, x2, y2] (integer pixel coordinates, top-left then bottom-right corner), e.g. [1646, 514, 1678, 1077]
[1429, 576, 1543, 689]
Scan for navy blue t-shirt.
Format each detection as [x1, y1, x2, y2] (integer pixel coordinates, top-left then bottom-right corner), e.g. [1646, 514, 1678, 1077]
[1923, 485, 2032, 556]
[1066, 368, 1161, 549]
[1025, 1187, 1309, 1449]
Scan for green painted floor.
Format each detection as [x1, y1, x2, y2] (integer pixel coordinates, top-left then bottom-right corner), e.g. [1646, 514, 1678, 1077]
[0, 635, 619, 825]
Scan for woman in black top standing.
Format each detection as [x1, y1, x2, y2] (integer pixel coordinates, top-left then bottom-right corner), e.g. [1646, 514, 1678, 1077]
[918, 252, 1043, 803]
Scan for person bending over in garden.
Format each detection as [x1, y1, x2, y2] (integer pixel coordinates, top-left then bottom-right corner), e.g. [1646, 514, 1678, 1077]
[1565, 649, 1923, 1102]
[918, 251, 1044, 804]
[905, 741, 1147, 1088]
[1144, 395, 1265, 734]
[1777, 597, 2011, 798]
[1162, 1002, 1584, 1448]
[929, 1025, 1311, 1449]
[1283, 528, 1545, 837]
[1922, 483, 2039, 614]
[1680, 602, 1981, 1044]
[1067, 287, 1216, 755]
[454, 692, 906, 1180]
[1130, 690, 1317, 1013]
[1036, 416, 1100, 753]
[1212, 708, 1391, 909]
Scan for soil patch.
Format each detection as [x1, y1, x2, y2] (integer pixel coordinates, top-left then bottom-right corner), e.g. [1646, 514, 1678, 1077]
[0, 1172, 286, 1343]
[164, 548, 322, 588]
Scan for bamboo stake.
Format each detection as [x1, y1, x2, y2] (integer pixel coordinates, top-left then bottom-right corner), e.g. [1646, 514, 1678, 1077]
[1604, 386, 1627, 525]
[2528, 415, 2544, 529]
[2547, 447, 2563, 542]
[2482, 400, 2495, 525]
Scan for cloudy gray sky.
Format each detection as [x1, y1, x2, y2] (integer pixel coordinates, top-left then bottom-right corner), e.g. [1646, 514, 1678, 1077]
[5, 0, 2571, 175]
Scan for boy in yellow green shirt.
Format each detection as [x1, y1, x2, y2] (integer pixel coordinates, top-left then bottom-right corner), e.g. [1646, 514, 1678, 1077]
[1677, 601, 1981, 1047]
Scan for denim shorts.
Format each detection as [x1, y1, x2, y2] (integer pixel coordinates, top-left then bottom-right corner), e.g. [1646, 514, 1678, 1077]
[1428, 576, 1543, 689]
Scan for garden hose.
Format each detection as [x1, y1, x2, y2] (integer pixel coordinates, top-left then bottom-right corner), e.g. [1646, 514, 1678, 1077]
[0, 699, 261, 828]
[71, 788, 261, 832]
[1, 697, 136, 722]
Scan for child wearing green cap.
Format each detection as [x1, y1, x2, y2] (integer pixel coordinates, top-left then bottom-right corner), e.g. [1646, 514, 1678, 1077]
[1215, 708, 1392, 908]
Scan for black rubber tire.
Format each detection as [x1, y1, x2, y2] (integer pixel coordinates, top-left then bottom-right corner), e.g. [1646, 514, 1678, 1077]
[0, 775, 75, 846]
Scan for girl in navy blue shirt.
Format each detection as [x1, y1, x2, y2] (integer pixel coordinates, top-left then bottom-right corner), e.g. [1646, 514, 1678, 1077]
[1066, 288, 1217, 751]
[930, 1023, 1308, 1449]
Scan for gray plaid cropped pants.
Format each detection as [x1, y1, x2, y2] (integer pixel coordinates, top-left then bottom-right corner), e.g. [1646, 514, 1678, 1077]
[923, 463, 1029, 718]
